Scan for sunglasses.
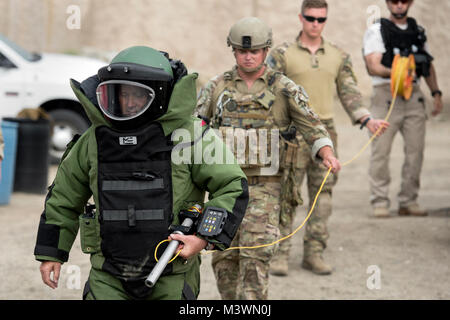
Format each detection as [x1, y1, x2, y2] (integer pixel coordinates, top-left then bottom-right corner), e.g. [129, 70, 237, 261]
[302, 14, 327, 23]
[389, 0, 410, 4]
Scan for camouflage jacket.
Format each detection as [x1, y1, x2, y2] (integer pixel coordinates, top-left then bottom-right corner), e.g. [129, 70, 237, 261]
[267, 34, 369, 124]
[195, 65, 333, 170]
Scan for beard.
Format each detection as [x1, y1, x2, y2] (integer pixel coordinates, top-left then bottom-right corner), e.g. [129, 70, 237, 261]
[391, 9, 409, 19]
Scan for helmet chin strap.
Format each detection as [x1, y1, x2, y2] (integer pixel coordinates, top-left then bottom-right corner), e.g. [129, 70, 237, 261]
[240, 63, 265, 73]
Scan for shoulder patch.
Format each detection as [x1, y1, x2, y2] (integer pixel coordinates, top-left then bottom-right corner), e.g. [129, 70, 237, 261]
[223, 70, 234, 81]
[278, 75, 308, 101]
[296, 84, 309, 102]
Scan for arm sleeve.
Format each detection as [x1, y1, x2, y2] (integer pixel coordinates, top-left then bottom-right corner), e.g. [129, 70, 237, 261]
[190, 124, 249, 249]
[363, 23, 386, 56]
[34, 134, 92, 263]
[194, 80, 217, 121]
[336, 53, 370, 124]
[267, 45, 288, 73]
[276, 78, 334, 161]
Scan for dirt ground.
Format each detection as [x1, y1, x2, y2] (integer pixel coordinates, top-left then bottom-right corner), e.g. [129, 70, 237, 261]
[0, 103, 449, 301]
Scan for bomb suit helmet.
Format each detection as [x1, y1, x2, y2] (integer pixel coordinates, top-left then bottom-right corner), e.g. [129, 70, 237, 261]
[96, 46, 174, 128]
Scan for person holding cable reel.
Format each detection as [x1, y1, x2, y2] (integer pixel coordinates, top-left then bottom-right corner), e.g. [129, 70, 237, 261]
[363, 0, 443, 218]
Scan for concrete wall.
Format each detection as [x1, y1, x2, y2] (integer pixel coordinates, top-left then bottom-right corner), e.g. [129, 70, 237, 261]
[1, 0, 448, 100]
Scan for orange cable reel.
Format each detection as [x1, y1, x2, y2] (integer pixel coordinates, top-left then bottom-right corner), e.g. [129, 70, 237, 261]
[391, 53, 416, 100]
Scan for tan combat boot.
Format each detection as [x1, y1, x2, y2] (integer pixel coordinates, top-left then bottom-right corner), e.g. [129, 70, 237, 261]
[302, 254, 333, 275]
[398, 203, 428, 216]
[373, 206, 390, 218]
[269, 256, 289, 276]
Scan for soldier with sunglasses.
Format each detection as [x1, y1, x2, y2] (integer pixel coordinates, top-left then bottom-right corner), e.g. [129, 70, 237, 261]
[363, 0, 443, 218]
[267, 0, 389, 276]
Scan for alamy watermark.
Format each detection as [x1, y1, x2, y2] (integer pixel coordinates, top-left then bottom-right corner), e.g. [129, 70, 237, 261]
[65, 264, 81, 290]
[66, 5, 81, 30]
[171, 122, 280, 175]
[366, 265, 382, 290]
[366, 5, 381, 27]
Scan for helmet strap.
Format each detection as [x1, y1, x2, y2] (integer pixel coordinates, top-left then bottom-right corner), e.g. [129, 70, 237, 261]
[239, 63, 265, 73]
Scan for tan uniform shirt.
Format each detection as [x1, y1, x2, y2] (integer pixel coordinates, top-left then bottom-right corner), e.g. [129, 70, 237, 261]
[267, 35, 369, 123]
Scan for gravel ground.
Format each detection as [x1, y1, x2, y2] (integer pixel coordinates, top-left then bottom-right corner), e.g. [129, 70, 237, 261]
[0, 109, 448, 300]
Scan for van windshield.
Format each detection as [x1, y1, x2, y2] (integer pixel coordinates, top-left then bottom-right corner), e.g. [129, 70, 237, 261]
[0, 34, 42, 62]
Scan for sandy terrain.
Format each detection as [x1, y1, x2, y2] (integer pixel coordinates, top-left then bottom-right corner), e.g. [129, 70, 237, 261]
[0, 104, 448, 300]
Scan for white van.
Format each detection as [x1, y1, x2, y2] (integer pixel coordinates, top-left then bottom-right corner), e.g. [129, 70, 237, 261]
[0, 34, 105, 162]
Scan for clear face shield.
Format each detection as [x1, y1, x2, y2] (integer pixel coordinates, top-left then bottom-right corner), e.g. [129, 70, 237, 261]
[96, 80, 156, 121]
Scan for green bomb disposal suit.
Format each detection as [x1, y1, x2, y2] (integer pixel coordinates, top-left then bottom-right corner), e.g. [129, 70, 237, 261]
[34, 47, 248, 300]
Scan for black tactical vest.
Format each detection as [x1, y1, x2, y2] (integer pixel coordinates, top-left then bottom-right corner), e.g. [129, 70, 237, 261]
[96, 121, 174, 299]
[379, 17, 433, 78]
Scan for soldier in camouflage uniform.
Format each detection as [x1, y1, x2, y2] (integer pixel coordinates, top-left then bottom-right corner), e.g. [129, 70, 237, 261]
[267, 0, 389, 276]
[195, 17, 341, 300]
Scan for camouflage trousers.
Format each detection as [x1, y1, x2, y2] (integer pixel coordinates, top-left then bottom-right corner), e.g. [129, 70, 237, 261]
[276, 119, 338, 260]
[211, 181, 281, 300]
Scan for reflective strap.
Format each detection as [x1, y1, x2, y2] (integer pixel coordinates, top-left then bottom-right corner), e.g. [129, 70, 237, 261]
[103, 209, 164, 221]
[102, 179, 163, 191]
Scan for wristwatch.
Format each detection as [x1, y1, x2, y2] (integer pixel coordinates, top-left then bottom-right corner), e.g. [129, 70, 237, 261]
[360, 117, 371, 130]
[431, 90, 442, 97]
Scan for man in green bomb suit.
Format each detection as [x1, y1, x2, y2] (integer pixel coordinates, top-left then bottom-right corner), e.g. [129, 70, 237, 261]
[34, 46, 249, 300]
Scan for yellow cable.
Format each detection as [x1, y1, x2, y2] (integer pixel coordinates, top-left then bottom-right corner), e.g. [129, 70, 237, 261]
[342, 58, 401, 167]
[161, 54, 409, 260]
[154, 239, 182, 263]
[222, 167, 332, 252]
[202, 54, 407, 255]
[154, 205, 201, 264]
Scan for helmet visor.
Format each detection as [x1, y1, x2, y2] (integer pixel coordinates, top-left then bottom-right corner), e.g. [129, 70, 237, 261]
[96, 80, 155, 121]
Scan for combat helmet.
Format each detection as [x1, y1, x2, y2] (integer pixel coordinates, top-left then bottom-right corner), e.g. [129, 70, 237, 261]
[96, 46, 179, 129]
[227, 17, 273, 50]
